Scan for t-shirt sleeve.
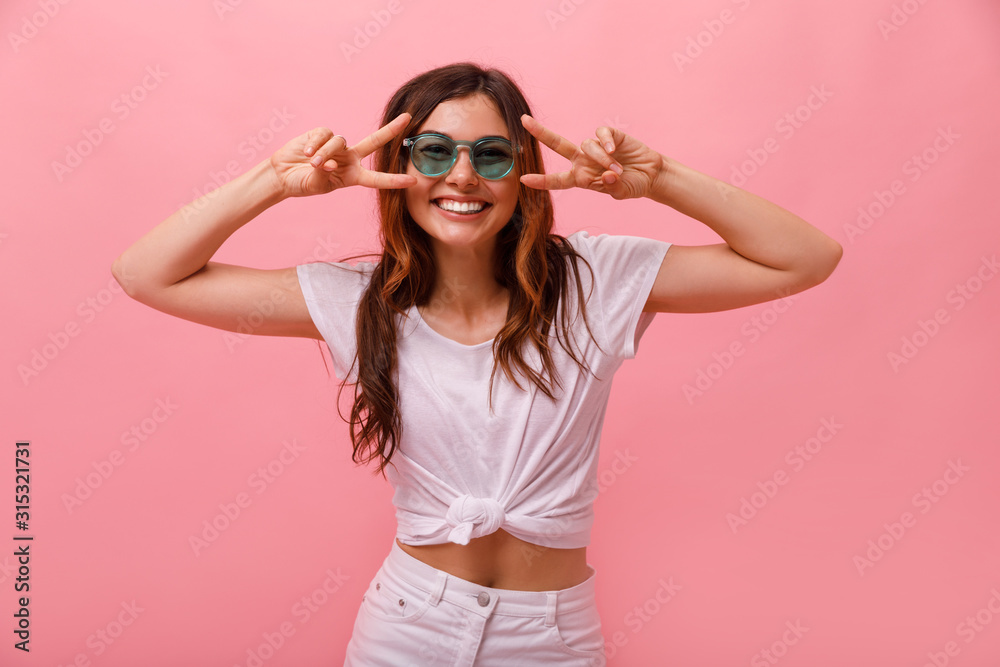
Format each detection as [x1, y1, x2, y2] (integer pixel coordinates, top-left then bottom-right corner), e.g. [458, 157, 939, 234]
[567, 230, 671, 360]
[296, 260, 376, 382]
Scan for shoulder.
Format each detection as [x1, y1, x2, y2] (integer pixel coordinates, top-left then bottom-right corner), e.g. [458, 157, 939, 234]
[297, 259, 377, 285]
[560, 229, 592, 252]
[298, 258, 377, 277]
[551, 230, 597, 264]
[559, 229, 643, 255]
[558, 229, 671, 268]
[296, 259, 378, 306]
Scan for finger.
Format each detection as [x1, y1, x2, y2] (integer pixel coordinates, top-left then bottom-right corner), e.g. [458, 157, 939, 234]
[580, 138, 622, 175]
[303, 127, 333, 157]
[521, 114, 578, 161]
[350, 112, 412, 159]
[356, 168, 417, 190]
[310, 133, 348, 168]
[596, 174, 629, 201]
[596, 126, 615, 153]
[519, 170, 575, 191]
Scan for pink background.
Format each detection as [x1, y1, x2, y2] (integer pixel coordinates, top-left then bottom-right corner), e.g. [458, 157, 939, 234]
[2, 0, 999, 665]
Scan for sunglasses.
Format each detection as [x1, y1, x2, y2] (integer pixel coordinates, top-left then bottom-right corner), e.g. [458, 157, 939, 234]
[402, 133, 521, 180]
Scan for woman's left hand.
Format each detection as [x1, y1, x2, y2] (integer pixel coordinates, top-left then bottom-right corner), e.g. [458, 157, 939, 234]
[519, 114, 664, 200]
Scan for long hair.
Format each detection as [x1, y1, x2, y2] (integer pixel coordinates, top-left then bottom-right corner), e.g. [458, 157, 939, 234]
[335, 63, 604, 475]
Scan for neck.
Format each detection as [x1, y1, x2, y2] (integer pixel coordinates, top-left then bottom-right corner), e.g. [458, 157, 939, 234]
[427, 237, 507, 318]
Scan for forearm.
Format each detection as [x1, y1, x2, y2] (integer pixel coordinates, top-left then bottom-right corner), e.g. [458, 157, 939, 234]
[112, 159, 286, 295]
[649, 156, 842, 281]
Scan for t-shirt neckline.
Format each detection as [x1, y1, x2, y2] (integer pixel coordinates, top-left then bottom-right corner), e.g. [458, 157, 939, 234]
[408, 303, 495, 350]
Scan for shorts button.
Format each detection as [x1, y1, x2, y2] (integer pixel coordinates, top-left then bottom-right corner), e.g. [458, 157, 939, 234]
[477, 592, 490, 607]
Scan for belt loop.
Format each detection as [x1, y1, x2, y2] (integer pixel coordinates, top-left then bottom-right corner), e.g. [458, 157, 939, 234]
[428, 570, 447, 607]
[544, 592, 557, 627]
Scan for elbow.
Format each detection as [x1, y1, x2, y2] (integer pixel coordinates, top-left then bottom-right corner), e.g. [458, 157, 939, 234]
[817, 237, 844, 283]
[800, 237, 843, 289]
[111, 254, 142, 300]
[783, 238, 843, 296]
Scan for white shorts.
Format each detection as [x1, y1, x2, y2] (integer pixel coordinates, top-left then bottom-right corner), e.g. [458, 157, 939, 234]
[343, 540, 606, 666]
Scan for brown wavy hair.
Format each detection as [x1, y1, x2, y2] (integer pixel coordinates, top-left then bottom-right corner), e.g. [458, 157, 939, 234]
[333, 63, 606, 475]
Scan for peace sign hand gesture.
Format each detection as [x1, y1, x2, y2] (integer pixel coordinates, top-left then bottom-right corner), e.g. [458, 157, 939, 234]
[519, 114, 664, 201]
[269, 112, 417, 198]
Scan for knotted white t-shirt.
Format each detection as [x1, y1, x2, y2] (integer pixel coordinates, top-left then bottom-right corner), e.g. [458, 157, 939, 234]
[297, 230, 670, 548]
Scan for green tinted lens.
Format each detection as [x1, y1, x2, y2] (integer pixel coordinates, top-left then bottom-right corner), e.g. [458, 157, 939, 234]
[411, 136, 456, 176]
[472, 139, 515, 179]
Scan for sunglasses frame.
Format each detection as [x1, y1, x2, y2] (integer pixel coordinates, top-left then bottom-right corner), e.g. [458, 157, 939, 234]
[402, 133, 522, 180]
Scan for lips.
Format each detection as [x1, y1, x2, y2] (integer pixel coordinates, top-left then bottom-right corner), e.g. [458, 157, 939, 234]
[433, 198, 490, 214]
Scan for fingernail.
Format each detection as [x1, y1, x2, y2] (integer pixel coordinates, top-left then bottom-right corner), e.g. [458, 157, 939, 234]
[605, 142, 614, 152]
[304, 146, 314, 156]
[311, 156, 322, 167]
[610, 163, 623, 175]
[603, 173, 616, 184]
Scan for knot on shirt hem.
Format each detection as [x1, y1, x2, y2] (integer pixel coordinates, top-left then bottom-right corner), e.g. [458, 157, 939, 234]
[445, 495, 505, 545]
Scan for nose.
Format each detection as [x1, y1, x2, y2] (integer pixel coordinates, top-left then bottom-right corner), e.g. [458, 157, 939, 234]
[445, 145, 478, 187]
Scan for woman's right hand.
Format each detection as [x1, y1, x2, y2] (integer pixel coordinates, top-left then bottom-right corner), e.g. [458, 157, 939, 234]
[269, 112, 417, 198]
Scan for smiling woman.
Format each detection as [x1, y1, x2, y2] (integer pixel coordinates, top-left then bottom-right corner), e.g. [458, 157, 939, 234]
[402, 94, 522, 263]
[111, 61, 840, 666]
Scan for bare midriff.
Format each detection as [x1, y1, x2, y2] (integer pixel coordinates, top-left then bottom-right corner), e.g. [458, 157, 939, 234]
[396, 528, 591, 591]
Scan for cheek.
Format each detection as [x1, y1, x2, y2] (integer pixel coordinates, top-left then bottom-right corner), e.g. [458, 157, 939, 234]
[404, 182, 424, 219]
[495, 182, 520, 215]
[405, 175, 432, 207]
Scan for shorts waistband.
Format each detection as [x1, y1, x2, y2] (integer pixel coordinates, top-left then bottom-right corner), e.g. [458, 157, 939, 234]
[383, 540, 596, 619]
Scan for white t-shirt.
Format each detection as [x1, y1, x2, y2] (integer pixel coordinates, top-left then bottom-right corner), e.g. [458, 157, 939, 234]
[296, 230, 671, 549]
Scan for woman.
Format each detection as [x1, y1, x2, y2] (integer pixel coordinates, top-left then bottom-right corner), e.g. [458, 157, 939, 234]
[112, 63, 841, 665]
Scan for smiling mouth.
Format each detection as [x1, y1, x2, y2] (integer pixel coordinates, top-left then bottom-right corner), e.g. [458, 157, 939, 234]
[433, 198, 490, 215]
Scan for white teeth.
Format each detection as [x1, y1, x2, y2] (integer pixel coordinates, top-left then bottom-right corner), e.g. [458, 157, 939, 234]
[436, 199, 485, 214]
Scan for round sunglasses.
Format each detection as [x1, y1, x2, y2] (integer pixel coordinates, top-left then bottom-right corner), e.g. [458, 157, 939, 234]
[402, 133, 521, 180]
